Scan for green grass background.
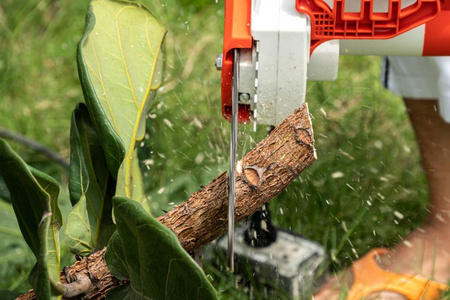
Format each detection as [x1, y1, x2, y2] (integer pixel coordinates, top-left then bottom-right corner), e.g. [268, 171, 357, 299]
[0, 0, 429, 297]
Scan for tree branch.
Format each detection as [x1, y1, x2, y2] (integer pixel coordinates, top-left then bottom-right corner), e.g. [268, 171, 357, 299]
[17, 103, 316, 300]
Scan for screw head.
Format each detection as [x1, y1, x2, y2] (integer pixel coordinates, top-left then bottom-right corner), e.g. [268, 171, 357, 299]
[215, 54, 223, 70]
[239, 93, 251, 103]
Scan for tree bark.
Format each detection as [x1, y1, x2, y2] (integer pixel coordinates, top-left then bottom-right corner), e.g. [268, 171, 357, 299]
[17, 103, 316, 300]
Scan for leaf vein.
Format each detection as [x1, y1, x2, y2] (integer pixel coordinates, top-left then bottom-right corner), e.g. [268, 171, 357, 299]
[115, 7, 140, 110]
[89, 40, 121, 135]
[124, 32, 163, 197]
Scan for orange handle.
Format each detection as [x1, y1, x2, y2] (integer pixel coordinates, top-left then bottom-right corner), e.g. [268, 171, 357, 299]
[296, 0, 444, 53]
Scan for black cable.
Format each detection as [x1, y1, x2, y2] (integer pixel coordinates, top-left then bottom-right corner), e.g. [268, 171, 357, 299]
[0, 128, 70, 171]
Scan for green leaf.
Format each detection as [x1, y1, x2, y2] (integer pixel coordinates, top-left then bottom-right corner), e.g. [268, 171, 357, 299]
[29, 212, 53, 299]
[77, 0, 166, 206]
[0, 199, 23, 240]
[0, 139, 62, 299]
[68, 106, 90, 207]
[116, 148, 148, 206]
[69, 103, 113, 207]
[64, 196, 93, 255]
[0, 175, 11, 202]
[65, 103, 115, 255]
[105, 197, 218, 300]
[0, 199, 34, 286]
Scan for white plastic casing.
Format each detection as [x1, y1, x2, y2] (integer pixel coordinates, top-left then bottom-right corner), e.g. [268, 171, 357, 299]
[340, 26, 425, 56]
[242, 0, 433, 125]
[251, 0, 310, 125]
[308, 40, 340, 81]
[248, 0, 340, 125]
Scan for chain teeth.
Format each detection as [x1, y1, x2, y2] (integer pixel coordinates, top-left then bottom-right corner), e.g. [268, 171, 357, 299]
[253, 40, 260, 130]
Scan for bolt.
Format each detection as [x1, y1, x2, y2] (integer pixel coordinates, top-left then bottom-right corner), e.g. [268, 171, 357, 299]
[215, 54, 223, 70]
[239, 93, 251, 103]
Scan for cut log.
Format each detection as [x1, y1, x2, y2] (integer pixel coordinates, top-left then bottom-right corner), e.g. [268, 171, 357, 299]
[17, 103, 316, 300]
[158, 103, 316, 252]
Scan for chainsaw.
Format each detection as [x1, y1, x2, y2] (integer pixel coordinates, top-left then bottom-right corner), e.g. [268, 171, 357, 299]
[218, 0, 450, 278]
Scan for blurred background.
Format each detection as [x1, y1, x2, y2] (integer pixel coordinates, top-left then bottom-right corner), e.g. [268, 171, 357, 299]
[0, 0, 428, 298]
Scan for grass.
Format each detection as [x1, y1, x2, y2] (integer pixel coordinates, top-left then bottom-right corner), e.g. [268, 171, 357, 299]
[276, 56, 428, 267]
[0, 0, 431, 297]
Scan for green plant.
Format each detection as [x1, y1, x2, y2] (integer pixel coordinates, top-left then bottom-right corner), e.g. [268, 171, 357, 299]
[0, 0, 217, 298]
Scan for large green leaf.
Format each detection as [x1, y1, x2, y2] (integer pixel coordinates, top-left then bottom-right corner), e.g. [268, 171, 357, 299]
[105, 197, 218, 300]
[0, 139, 62, 299]
[0, 199, 23, 242]
[77, 0, 166, 207]
[65, 103, 115, 255]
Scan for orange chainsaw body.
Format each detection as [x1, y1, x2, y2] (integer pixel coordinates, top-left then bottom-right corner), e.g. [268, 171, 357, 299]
[221, 0, 450, 123]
